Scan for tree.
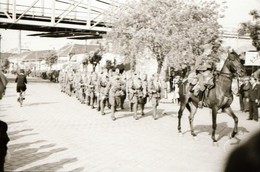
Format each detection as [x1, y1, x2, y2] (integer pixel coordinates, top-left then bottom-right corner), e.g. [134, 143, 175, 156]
[45, 53, 58, 69]
[88, 49, 103, 71]
[1, 58, 10, 71]
[238, 10, 260, 51]
[105, 0, 224, 73]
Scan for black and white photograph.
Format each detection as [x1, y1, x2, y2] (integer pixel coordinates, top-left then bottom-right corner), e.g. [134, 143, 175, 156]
[0, 0, 260, 171]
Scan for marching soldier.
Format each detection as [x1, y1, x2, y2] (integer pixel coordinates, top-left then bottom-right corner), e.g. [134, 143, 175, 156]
[86, 71, 98, 109]
[65, 69, 74, 96]
[58, 70, 66, 92]
[148, 73, 161, 120]
[126, 70, 134, 111]
[128, 72, 144, 120]
[141, 73, 148, 113]
[119, 72, 127, 110]
[80, 71, 89, 104]
[105, 73, 125, 121]
[96, 71, 110, 115]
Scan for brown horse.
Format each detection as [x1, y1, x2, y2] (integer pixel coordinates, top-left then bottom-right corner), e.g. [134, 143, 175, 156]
[178, 52, 246, 142]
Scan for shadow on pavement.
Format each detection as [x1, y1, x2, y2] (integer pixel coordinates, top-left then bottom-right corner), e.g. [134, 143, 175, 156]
[7, 120, 27, 125]
[4, 122, 79, 171]
[24, 102, 58, 107]
[193, 122, 250, 142]
[23, 158, 80, 172]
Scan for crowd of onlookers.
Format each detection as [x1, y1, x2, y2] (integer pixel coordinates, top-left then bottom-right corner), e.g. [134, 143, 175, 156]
[238, 75, 260, 122]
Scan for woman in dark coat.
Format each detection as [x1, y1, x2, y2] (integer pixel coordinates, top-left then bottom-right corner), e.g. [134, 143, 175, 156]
[15, 69, 27, 100]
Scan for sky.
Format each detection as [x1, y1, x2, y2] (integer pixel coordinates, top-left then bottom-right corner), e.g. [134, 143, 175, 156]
[0, 0, 259, 53]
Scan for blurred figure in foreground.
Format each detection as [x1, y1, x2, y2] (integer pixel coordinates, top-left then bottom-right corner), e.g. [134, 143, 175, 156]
[224, 130, 260, 172]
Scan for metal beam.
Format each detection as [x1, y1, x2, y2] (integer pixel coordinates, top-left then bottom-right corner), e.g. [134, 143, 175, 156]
[0, 18, 110, 32]
[51, 0, 55, 25]
[15, 0, 40, 23]
[55, 0, 83, 26]
[12, 0, 16, 21]
[4, 11, 11, 20]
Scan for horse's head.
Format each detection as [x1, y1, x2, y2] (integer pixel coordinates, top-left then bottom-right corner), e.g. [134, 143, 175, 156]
[224, 51, 246, 77]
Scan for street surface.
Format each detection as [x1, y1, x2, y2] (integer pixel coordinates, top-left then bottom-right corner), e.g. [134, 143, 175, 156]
[0, 75, 259, 172]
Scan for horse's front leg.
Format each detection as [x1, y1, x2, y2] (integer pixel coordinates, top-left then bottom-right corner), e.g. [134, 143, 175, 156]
[223, 107, 238, 138]
[178, 96, 189, 133]
[188, 102, 197, 137]
[211, 107, 218, 142]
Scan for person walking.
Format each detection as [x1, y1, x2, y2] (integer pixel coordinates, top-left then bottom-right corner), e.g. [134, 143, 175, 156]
[15, 69, 27, 101]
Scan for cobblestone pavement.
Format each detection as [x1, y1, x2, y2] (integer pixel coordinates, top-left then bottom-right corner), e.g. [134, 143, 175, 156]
[0, 75, 259, 172]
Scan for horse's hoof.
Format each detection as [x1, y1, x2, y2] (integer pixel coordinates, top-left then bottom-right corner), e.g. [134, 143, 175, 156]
[141, 113, 145, 116]
[193, 136, 198, 141]
[101, 112, 105, 115]
[191, 133, 197, 137]
[153, 117, 157, 120]
[111, 116, 116, 121]
[134, 116, 139, 120]
[178, 132, 183, 137]
[212, 141, 219, 147]
[230, 132, 237, 138]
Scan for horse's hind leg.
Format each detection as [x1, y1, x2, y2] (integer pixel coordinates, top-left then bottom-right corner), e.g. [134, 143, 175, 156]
[223, 107, 238, 138]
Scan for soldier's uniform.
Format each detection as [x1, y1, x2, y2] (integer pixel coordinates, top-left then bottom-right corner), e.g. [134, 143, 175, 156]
[86, 72, 98, 108]
[77, 71, 86, 103]
[65, 70, 74, 96]
[74, 71, 82, 100]
[141, 73, 148, 107]
[126, 71, 134, 111]
[105, 75, 124, 121]
[195, 62, 214, 108]
[128, 72, 144, 119]
[58, 70, 66, 92]
[96, 72, 110, 115]
[119, 73, 127, 109]
[148, 74, 161, 120]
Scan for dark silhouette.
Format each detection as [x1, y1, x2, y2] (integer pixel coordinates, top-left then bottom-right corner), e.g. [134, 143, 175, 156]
[0, 120, 9, 172]
[224, 130, 260, 172]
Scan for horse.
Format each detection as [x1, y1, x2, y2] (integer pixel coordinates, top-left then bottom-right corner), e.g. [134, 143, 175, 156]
[177, 52, 246, 142]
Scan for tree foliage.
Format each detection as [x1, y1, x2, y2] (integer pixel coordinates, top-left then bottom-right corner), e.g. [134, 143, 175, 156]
[105, 0, 224, 73]
[45, 53, 58, 67]
[238, 10, 260, 51]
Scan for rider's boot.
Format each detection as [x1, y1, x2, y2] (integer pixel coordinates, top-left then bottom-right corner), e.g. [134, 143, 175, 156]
[198, 91, 204, 109]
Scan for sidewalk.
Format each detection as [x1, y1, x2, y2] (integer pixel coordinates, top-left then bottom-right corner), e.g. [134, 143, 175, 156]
[0, 76, 259, 172]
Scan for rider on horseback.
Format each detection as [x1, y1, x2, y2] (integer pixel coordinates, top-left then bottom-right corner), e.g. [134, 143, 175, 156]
[196, 61, 213, 108]
[194, 44, 215, 108]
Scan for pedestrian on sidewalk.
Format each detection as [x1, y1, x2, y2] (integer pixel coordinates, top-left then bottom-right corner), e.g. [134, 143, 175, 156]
[241, 76, 251, 112]
[247, 76, 260, 121]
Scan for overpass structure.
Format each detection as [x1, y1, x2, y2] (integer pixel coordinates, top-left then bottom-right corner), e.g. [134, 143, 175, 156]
[0, 0, 123, 39]
[0, 0, 251, 41]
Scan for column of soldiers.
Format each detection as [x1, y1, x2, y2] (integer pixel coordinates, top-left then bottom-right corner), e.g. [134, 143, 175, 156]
[58, 68, 164, 121]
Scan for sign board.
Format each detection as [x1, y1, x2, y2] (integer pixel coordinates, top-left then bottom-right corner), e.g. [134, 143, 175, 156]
[245, 51, 260, 66]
